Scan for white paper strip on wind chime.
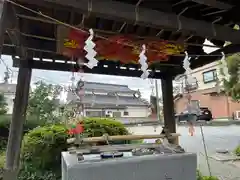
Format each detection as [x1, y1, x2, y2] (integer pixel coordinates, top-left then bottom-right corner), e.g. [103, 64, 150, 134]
[138, 44, 149, 79]
[84, 29, 99, 69]
[220, 52, 230, 81]
[182, 51, 195, 85]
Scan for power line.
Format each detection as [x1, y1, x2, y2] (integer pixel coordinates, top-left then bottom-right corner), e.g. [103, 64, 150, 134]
[0, 57, 72, 89]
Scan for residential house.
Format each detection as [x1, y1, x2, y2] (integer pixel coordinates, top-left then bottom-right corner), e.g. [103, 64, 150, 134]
[174, 61, 240, 119]
[0, 83, 16, 114]
[66, 81, 150, 119]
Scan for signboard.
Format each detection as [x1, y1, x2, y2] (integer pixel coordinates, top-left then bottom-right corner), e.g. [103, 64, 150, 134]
[57, 25, 185, 64]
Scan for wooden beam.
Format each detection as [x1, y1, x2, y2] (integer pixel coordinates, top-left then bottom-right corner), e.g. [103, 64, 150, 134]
[12, 58, 182, 79]
[18, 0, 240, 43]
[15, 14, 221, 48]
[189, 0, 233, 10]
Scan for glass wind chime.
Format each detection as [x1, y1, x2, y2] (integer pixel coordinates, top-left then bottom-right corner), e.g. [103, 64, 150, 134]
[182, 51, 198, 136]
[181, 52, 220, 176]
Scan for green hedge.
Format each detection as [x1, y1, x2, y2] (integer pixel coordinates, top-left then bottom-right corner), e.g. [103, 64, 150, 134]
[18, 117, 129, 180]
[82, 117, 129, 144]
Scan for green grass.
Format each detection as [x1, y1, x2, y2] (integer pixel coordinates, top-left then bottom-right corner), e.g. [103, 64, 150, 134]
[234, 145, 240, 156]
[131, 139, 144, 144]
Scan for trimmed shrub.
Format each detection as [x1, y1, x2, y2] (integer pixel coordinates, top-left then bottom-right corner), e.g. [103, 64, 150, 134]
[21, 125, 68, 171]
[82, 117, 129, 144]
[82, 117, 128, 136]
[19, 117, 130, 179]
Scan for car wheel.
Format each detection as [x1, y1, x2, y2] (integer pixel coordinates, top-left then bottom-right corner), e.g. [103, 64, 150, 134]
[206, 118, 212, 121]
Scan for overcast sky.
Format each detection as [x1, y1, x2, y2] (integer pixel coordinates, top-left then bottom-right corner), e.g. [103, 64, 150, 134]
[0, 40, 218, 101]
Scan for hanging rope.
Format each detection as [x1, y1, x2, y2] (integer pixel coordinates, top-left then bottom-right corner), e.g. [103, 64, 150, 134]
[181, 52, 212, 176]
[182, 52, 196, 136]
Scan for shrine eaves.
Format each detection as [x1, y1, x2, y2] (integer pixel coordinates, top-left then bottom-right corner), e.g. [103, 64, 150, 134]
[1, 0, 240, 79]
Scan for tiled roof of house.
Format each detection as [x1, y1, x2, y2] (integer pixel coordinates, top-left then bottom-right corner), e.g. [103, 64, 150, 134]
[68, 94, 149, 106]
[67, 81, 149, 106]
[0, 83, 16, 94]
[82, 81, 134, 93]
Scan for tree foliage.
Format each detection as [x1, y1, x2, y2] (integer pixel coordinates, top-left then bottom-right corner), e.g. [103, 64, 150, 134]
[27, 81, 62, 122]
[220, 53, 240, 101]
[0, 94, 7, 115]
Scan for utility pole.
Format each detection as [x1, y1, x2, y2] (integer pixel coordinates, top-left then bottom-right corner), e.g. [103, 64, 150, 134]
[155, 79, 161, 123]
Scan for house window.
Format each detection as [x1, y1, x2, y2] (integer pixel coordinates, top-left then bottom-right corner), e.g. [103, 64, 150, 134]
[123, 111, 129, 116]
[202, 69, 217, 83]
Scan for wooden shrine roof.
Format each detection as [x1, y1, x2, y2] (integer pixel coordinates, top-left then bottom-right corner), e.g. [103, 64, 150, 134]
[3, 0, 240, 78]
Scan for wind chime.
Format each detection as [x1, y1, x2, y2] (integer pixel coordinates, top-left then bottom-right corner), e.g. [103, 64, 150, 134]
[68, 29, 99, 138]
[67, 29, 152, 140]
[182, 51, 197, 136]
[181, 51, 221, 177]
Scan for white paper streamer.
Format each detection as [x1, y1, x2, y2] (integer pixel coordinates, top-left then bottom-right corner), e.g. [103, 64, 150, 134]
[220, 52, 230, 81]
[138, 44, 149, 79]
[183, 51, 195, 85]
[84, 29, 98, 69]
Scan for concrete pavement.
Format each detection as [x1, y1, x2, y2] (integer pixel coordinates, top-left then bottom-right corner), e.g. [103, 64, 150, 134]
[128, 125, 240, 179]
[123, 119, 240, 127]
[180, 125, 240, 179]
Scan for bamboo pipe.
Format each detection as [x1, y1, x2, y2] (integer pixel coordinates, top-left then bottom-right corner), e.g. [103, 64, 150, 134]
[67, 133, 181, 144]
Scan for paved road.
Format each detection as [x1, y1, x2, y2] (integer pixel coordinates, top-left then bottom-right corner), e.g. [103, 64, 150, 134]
[128, 125, 240, 179]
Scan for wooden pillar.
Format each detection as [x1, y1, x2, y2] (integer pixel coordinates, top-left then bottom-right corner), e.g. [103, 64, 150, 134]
[161, 76, 178, 144]
[3, 60, 32, 180]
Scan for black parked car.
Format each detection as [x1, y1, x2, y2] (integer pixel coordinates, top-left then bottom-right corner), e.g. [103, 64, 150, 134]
[175, 107, 213, 122]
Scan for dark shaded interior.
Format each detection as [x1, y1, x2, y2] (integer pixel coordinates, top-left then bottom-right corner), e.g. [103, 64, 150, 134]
[3, 0, 240, 78]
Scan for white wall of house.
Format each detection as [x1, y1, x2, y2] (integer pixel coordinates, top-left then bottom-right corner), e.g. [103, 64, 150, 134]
[4, 93, 15, 114]
[190, 61, 221, 90]
[176, 61, 225, 91]
[84, 106, 150, 118]
[122, 106, 150, 117]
